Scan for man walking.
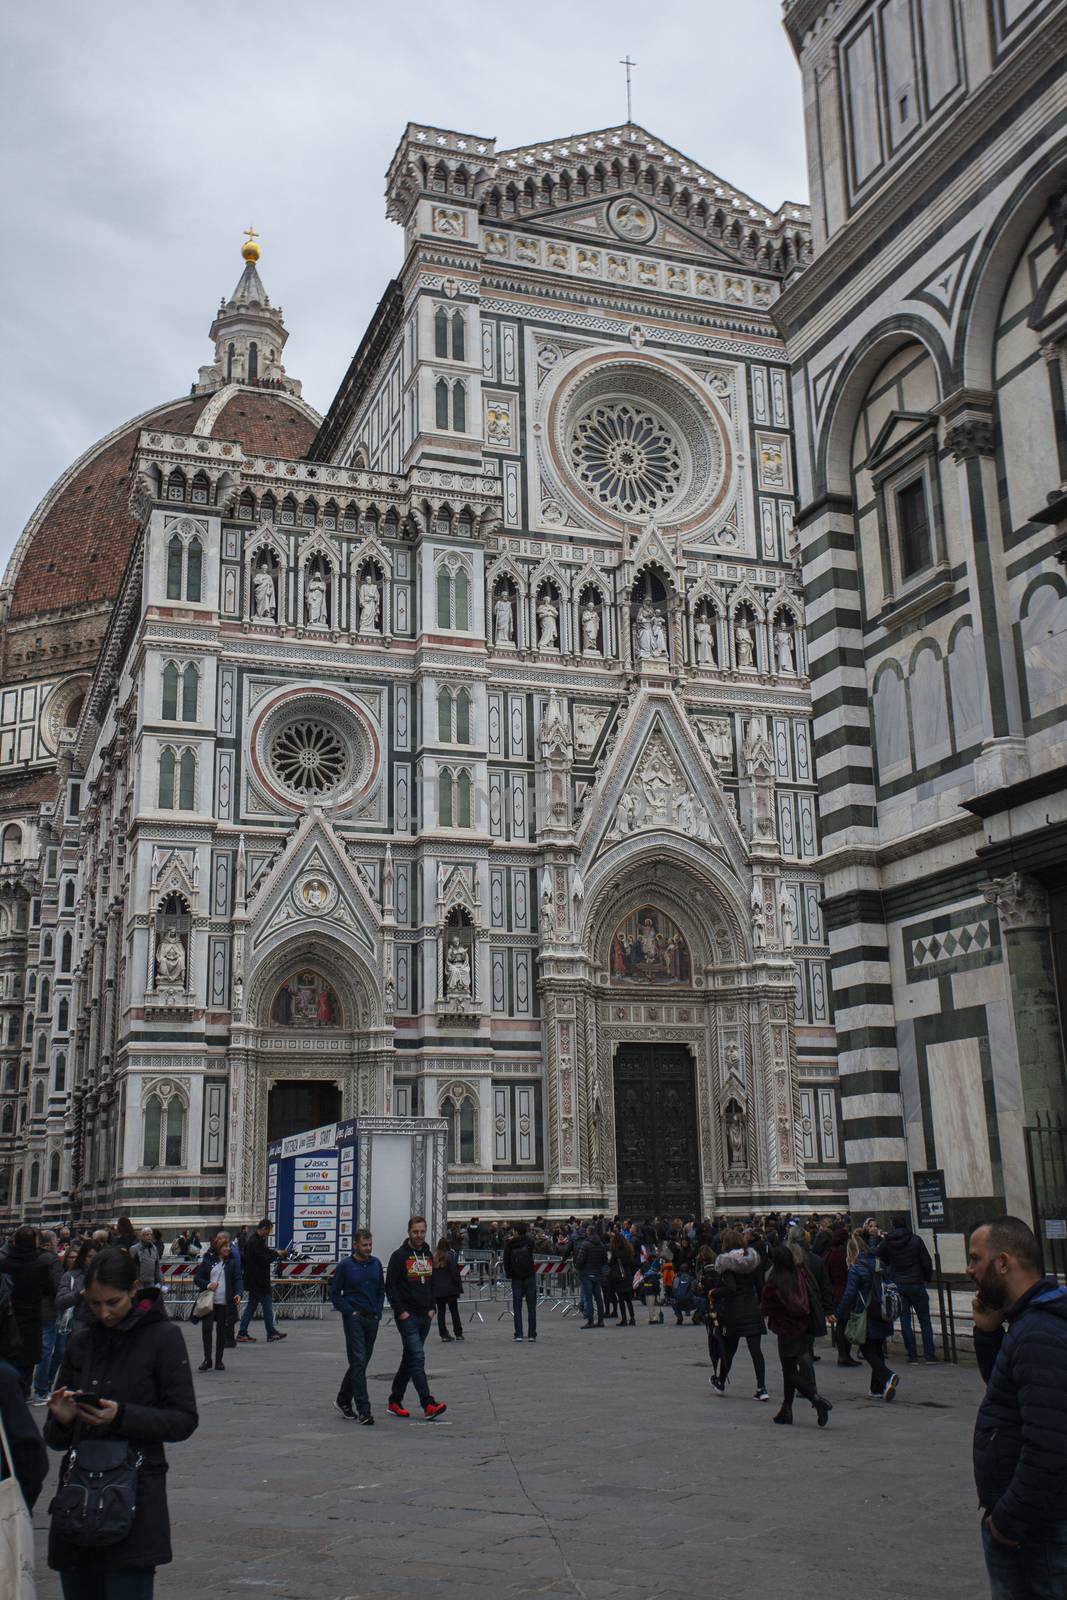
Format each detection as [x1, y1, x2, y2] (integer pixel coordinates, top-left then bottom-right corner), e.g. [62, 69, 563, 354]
[4, 1226, 54, 1397]
[385, 1216, 446, 1419]
[968, 1215, 1067, 1596]
[331, 1227, 385, 1424]
[32, 1229, 62, 1405]
[237, 1218, 287, 1344]
[575, 1225, 607, 1329]
[878, 1212, 936, 1362]
[130, 1226, 163, 1288]
[504, 1220, 538, 1342]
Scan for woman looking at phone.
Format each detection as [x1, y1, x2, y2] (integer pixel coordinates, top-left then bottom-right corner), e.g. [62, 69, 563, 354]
[44, 1245, 199, 1599]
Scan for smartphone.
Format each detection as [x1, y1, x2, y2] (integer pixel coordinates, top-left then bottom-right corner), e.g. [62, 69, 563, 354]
[69, 1391, 105, 1408]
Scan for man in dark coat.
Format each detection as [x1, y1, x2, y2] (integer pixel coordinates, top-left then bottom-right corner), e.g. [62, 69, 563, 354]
[0, 1355, 48, 1508]
[574, 1228, 607, 1329]
[878, 1212, 936, 1362]
[4, 1225, 55, 1396]
[237, 1218, 287, 1344]
[968, 1215, 1067, 1595]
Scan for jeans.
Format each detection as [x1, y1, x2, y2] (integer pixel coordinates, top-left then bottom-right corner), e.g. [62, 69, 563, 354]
[35, 1318, 58, 1398]
[579, 1272, 604, 1323]
[239, 1291, 277, 1337]
[60, 1571, 155, 1599]
[338, 1311, 378, 1415]
[721, 1331, 766, 1388]
[777, 1337, 818, 1406]
[982, 1516, 1067, 1599]
[436, 1296, 463, 1339]
[861, 1337, 892, 1393]
[512, 1276, 537, 1338]
[897, 1281, 936, 1360]
[391, 1312, 433, 1407]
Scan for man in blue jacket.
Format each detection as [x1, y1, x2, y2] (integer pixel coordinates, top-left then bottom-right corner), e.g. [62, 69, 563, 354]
[967, 1215, 1067, 1597]
[331, 1228, 385, 1425]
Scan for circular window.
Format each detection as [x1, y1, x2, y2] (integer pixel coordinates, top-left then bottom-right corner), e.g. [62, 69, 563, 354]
[569, 400, 684, 517]
[269, 720, 349, 798]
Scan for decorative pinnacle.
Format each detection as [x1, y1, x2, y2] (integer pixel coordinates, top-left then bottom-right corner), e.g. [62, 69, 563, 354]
[241, 225, 261, 263]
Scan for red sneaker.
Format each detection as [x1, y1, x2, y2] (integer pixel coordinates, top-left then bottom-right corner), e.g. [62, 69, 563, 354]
[387, 1400, 410, 1418]
[423, 1401, 447, 1419]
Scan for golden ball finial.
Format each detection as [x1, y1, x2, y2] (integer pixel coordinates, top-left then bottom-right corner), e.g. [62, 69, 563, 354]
[241, 225, 260, 263]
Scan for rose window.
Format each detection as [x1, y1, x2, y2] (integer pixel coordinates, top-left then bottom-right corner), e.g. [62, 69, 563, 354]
[269, 720, 348, 798]
[568, 401, 684, 516]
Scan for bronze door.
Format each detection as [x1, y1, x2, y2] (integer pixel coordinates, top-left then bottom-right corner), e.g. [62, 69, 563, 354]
[613, 1044, 700, 1218]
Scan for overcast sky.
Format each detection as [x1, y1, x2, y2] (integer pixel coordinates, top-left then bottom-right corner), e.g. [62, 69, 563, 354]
[0, 1, 807, 570]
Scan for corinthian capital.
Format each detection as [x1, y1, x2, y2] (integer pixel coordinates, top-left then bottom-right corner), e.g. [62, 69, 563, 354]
[983, 872, 1049, 932]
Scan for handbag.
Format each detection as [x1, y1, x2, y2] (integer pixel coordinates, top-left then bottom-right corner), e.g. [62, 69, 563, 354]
[845, 1282, 869, 1346]
[803, 1270, 826, 1338]
[47, 1341, 142, 1550]
[192, 1287, 214, 1321]
[0, 1403, 36, 1600]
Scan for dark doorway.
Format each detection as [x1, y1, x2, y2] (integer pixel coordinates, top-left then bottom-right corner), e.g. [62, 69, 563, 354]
[613, 1043, 700, 1218]
[267, 1080, 342, 1144]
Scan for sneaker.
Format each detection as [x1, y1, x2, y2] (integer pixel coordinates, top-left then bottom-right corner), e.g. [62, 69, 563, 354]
[357, 1412, 375, 1425]
[387, 1400, 410, 1418]
[710, 1376, 726, 1395]
[528, 1336, 537, 1342]
[883, 1372, 900, 1402]
[266, 1332, 287, 1343]
[334, 1400, 355, 1421]
[454, 1333, 465, 1341]
[755, 1388, 769, 1402]
[198, 1359, 212, 1372]
[423, 1401, 447, 1419]
[32, 1394, 49, 1407]
[237, 1334, 256, 1344]
[514, 1334, 524, 1342]
[440, 1333, 454, 1342]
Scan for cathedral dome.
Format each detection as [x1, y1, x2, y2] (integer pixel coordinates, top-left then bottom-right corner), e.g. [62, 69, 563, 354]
[5, 385, 320, 621]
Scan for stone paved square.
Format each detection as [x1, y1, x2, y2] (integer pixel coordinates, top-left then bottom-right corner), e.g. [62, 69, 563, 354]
[32, 1308, 985, 1599]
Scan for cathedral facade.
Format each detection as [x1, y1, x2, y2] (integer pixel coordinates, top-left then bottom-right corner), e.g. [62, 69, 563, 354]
[0, 122, 845, 1230]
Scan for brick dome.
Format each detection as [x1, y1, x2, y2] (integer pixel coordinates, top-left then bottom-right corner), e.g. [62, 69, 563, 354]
[6, 386, 320, 621]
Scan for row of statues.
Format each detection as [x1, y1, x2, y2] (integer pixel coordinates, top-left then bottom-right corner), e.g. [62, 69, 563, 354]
[252, 563, 382, 632]
[492, 587, 796, 672]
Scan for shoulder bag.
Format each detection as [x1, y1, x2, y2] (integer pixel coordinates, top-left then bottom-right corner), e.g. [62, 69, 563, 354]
[845, 1275, 870, 1346]
[48, 1346, 142, 1549]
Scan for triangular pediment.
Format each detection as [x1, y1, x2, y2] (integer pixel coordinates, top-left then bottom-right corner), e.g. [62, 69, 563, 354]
[867, 410, 936, 469]
[577, 693, 748, 877]
[247, 808, 381, 959]
[502, 198, 748, 266]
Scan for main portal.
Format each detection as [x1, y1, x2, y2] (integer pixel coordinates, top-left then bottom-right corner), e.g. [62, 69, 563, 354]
[612, 1043, 700, 1218]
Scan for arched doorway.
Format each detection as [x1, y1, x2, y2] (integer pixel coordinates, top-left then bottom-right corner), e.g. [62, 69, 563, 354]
[613, 1042, 700, 1217]
[268, 1080, 342, 1143]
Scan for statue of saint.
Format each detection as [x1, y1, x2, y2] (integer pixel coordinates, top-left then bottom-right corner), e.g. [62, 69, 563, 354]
[580, 601, 600, 655]
[156, 930, 186, 987]
[780, 893, 795, 948]
[752, 904, 766, 950]
[775, 623, 795, 675]
[694, 613, 715, 666]
[358, 574, 380, 633]
[253, 562, 276, 621]
[537, 593, 559, 652]
[305, 569, 328, 627]
[735, 620, 755, 668]
[727, 1114, 746, 1168]
[636, 600, 667, 659]
[493, 591, 514, 646]
[445, 937, 471, 997]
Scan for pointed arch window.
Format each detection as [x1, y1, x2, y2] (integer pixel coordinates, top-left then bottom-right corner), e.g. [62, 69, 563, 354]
[143, 1090, 185, 1168]
[452, 381, 466, 432]
[178, 749, 196, 810]
[435, 378, 450, 430]
[166, 537, 183, 600]
[158, 748, 175, 808]
[438, 769, 453, 829]
[182, 664, 199, 721]
[48, 1150, 60, 1191]
[63, 878, 76, 909]
[143, 1095, 162, 1167]
[248, 341, 259, 381]
[29, 1159, 39, 1198]
[35, 1033, 46, 1064]
[442, 1090, 476, 1165]
[60, 932, 72, 972]
[226, 342, 235, 381]
[434, 307, 449, 359]
[162, 662, 179, 720]
[455, 687, 471, 744]
[454, 566, 469, 629]
[14, 1169, 22, 1205]
[57, 998, 69, 1031]
[33, 1080, 44, 1115]
[1, 824, 21, 864]
[437, 687, 452, 743]
[451, 312, 465, 362]
[1, 1105, 12, 1134]
[456, 769, 472, 828]
[185, 538, 202, 602]
[54, 1052, 66, 1093]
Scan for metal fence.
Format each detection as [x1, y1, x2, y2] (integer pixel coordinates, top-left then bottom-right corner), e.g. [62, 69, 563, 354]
[1025, 1110, 1067, 1283]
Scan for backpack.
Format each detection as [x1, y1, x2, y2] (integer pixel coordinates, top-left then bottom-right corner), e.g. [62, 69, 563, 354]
[875, 1270, 903, 1324]
[509, 1243, 534, 1278]
[672, 1273, 695, 1303]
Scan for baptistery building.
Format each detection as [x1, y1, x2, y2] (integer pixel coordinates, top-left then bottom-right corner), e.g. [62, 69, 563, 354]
[0, 122, 844, 1229]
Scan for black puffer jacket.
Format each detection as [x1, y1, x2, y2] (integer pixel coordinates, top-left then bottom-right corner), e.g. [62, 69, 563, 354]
[44, 1285, 198, 1573]
[713, 1250, 766, 1338]
[973, 1277, 1067, 1544]
[574, 1236, 607, 1277]
[877, 1226, 932, 1285]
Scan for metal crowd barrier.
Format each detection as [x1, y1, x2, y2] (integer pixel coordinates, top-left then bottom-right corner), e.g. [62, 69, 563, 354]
[160, 1260, 331, 1322]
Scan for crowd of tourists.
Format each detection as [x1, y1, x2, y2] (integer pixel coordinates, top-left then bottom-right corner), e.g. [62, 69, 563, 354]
[0, 1208, 1063, 1598]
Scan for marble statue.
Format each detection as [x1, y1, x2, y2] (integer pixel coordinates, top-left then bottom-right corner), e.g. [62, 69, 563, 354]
[636, 600, 668, 659]
[156, 930, 186, 987]
[780, 893, 795, 948]
[735, 620, 755, 668]
[445, 937, 471, 997]
[752, 905, 766, 950]
[775, 624, 795, 675]
[708, 719, 732, 767]
[537, 593, 559, 652]
[580, 600, 601, 655]
[694, 613, 716, 666]
[493, 591, 514, 646]
[358, 573, 380, 633]
[253, 562, 276, 620]
[727, 1113, 746, 1168]
[306, 569, 327, 627]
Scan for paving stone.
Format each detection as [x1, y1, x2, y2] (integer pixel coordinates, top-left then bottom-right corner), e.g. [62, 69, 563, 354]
[31, 1311, 986, 1598]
